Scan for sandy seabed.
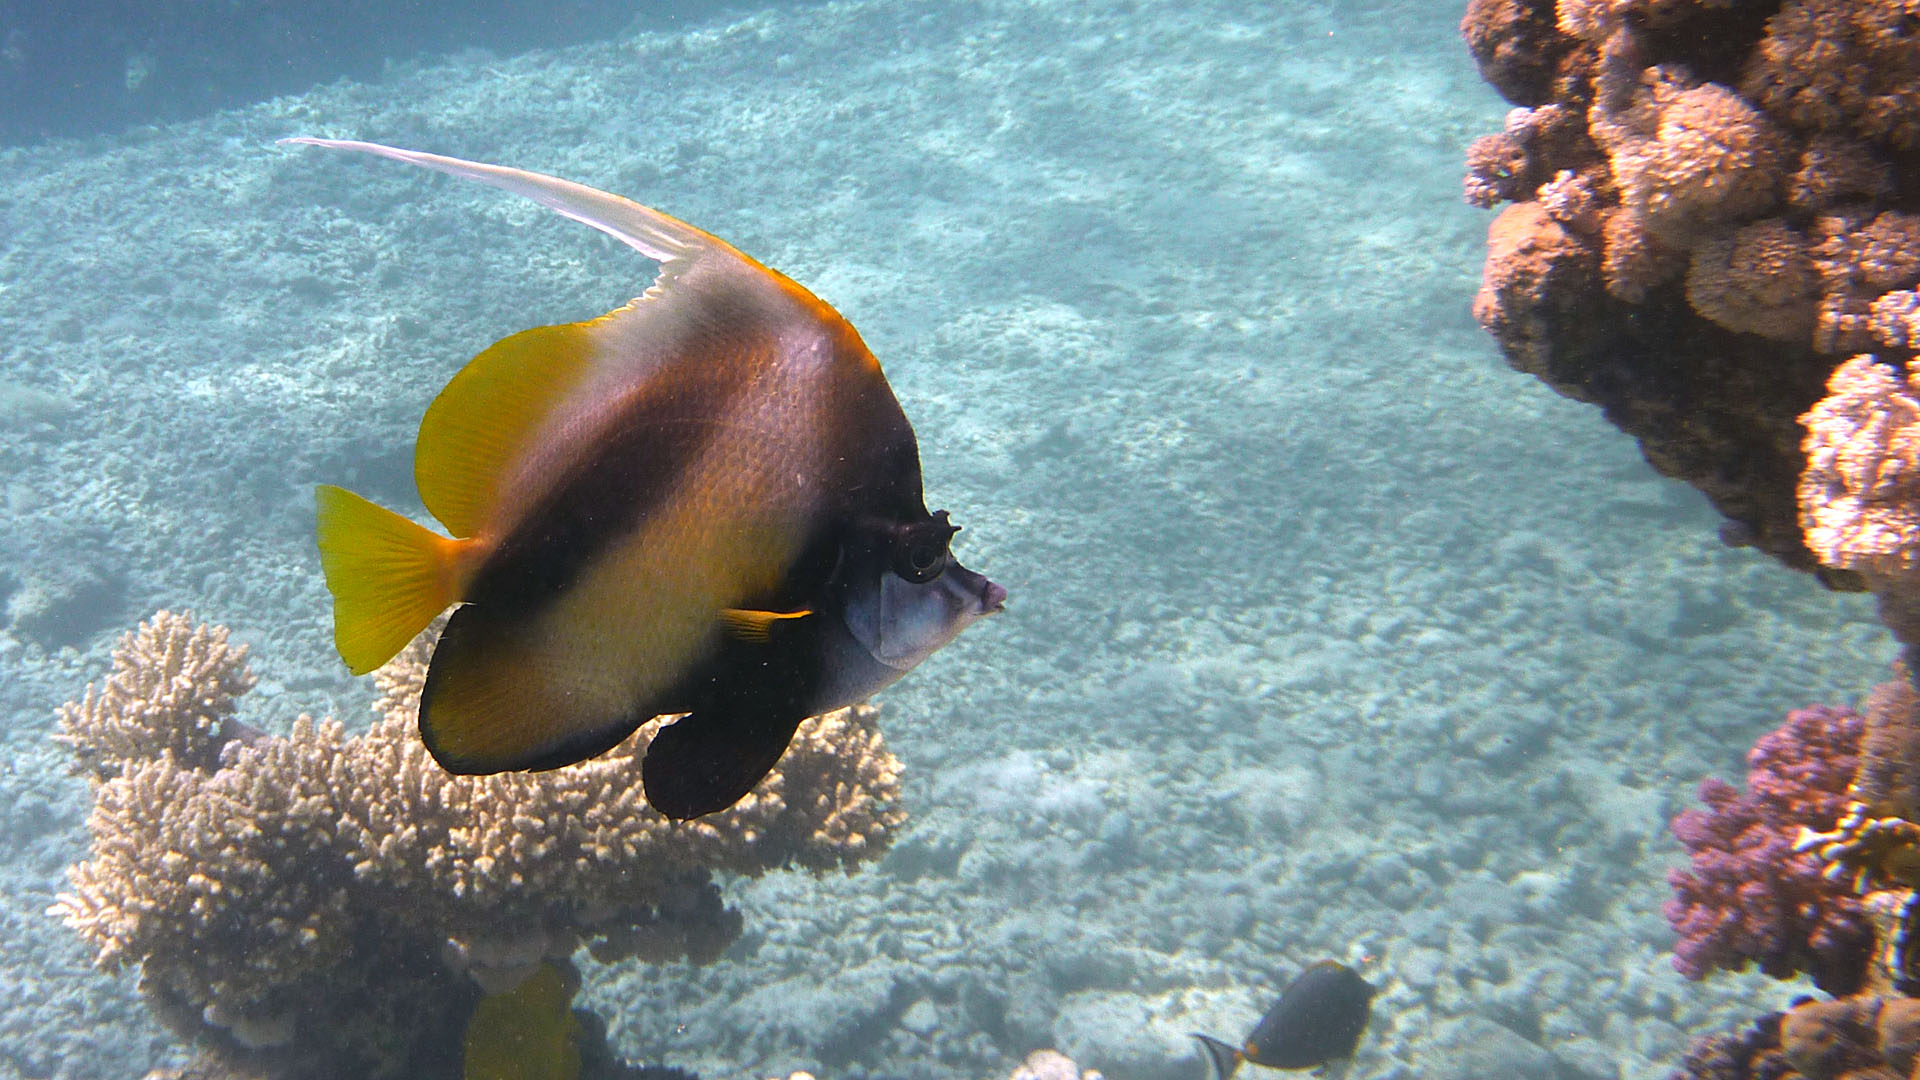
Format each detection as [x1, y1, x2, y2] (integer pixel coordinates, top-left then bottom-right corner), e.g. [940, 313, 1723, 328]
[0, 0, 1888, 1077]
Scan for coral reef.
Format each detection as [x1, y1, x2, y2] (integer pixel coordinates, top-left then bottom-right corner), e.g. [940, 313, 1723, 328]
[53, 611, 256, 777]
[1799, 356, 1920, 649]
[1675, 671, 1920, 1074]
[1668, 1008, 1787, 1080]
[1783, 674, 1920, 1006]
[1461, 0, 1920, 580]
[1666, 704, 1872, 995]
[1672, 994, 1920, 1080]
[53, 613, 907, 1079]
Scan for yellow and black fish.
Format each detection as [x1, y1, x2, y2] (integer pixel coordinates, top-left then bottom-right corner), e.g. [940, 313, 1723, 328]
[1191, 961, 1376, 1077]
[463, 960, 581, 1080]
[289, 139, 1004, 820]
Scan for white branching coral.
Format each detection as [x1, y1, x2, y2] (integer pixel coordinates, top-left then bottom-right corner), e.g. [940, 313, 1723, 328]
[53, 611, 255, 777]
[51, 613, 908, 1076]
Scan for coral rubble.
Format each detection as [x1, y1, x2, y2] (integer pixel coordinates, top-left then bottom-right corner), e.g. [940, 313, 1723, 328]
[1461, 0, 1920, 580]
[53, 613, 907, 1079]
[1006, 1049, 1106, 1080]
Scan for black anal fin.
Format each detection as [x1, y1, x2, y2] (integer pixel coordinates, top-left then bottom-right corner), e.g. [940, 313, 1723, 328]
[641, 705, 806, 820]
[1190, 1034, 1243, 1080]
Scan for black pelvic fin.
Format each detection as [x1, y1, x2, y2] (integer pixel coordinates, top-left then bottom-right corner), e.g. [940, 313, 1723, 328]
[641, 704, 807, 820]
[1191, 1034, 1243, 1080]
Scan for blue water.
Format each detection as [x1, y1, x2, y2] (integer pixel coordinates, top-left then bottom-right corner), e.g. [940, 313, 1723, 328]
[0, 1, 1887, 1078]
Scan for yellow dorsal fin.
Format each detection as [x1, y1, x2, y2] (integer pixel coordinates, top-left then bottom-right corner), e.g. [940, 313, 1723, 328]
[283, 138, 864, 541]
[414, 321, 599, 538]
[717, 607, 813, 643]
[315, 484, 471, 675]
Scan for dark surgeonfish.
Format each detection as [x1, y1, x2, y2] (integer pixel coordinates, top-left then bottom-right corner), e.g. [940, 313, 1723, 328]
[288, 138, 1005, 820]
[1192, 961, 1377, 1077]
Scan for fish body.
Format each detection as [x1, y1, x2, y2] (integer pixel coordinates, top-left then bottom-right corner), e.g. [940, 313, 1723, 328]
[294, 139, 1003, 819]
[462, 961, 581, 1080]
[1192, 961, 1376, 1077]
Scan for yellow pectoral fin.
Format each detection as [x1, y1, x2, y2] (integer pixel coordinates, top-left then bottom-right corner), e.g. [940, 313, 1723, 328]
[717, 607, 814, 643]
[314, 485, 471, 675]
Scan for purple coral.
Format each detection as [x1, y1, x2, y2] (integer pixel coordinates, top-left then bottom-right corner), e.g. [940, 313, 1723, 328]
[1665, 705, 1872, 996]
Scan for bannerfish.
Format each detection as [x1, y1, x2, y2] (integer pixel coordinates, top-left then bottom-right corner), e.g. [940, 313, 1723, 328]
[289, 138, 1005, 819]
[462, 960, 581, 1080]
[1191, 961, 1376, 1077]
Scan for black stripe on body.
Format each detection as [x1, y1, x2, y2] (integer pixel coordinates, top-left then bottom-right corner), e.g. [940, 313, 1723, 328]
[461, 329, 761, 620]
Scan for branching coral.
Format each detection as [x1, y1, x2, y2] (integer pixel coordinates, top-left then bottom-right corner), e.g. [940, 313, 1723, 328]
[1792, 675, 1920, 896]
[53, 611, 255, 777]
[1666, 704, 1872, 995]
[52, 613, 907, 1078]
[1461, 0, 1920, 581]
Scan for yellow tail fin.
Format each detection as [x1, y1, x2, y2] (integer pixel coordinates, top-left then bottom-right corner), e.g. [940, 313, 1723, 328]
[315, 484, 468, 675]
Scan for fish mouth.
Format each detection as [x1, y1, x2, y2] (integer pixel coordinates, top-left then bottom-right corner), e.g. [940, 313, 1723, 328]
[980, 579, 1008, 614]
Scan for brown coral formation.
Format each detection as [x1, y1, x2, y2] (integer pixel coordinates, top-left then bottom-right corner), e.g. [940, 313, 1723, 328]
[54, 611, 256, 777]
[1784, 994, 1920, 1079]
[1675, 994, 1920, 1080]
[1743, 0, 1920, 150]
[53, 613, 907, 1079]
[1800, 357, 1920, 582]
[1683, 674, 1920, 1076]
[1462, 0, 1920, 580]
[1798, 356, 1920, 645]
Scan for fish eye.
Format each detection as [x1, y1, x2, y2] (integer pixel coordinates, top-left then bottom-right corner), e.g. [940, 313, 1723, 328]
[910, 543, 942, 572]
[890, 511, 959, 583]
[893, 540, 948, 583]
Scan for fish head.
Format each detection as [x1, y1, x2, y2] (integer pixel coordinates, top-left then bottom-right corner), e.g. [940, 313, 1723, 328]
[840, 509, 1005, 671]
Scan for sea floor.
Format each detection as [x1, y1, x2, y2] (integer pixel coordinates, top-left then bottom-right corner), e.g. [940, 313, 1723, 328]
[0, 0, 1887, 1078]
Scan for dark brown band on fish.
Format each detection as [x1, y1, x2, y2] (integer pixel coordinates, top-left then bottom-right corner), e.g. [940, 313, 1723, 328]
[463, 334, 758, 619]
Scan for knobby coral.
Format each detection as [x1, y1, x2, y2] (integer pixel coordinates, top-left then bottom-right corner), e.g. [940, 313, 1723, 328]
[53, 613, 907, 1079]
[1461, 0, 1920, 580]
[1672, 995, 1920, 1080]
[1666, 704, 1872, 995]
[1742, 0, 1920, 151]
[1801, 356, 1920, 582]
[1799, 355, 1920, 648]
